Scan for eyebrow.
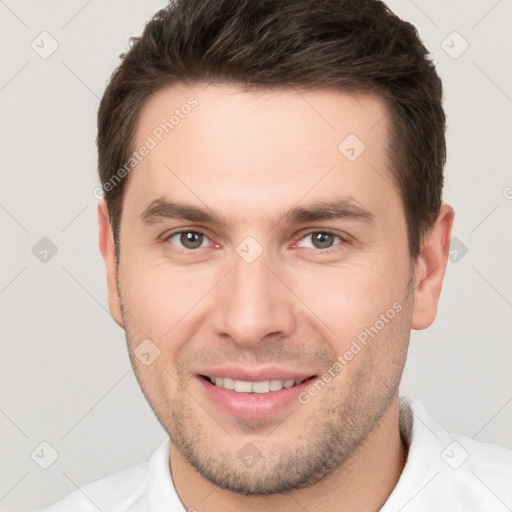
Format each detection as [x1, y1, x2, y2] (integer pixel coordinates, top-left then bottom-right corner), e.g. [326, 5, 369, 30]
[285, 198, 375, 224]
[141, 199, 225, 225]
[140, 197, 374, 226]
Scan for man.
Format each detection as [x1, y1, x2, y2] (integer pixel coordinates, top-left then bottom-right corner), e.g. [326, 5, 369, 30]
[41, 0, 512, 510]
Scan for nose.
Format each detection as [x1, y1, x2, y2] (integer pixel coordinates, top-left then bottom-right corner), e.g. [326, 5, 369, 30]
[212, 253, 296, 347]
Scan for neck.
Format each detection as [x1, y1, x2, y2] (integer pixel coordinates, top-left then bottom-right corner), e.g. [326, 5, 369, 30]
[170, 397, 407, 512]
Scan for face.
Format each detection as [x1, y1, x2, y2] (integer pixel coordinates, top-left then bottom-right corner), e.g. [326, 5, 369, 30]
[104, 83, 418, 494]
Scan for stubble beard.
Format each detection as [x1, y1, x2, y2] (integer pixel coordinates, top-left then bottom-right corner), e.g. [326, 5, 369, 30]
[123, 300, 412, 497]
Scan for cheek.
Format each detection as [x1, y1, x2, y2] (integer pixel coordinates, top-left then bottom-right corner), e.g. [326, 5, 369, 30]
[289, 260, 409, 351]
[119, 258, 217, 340]
[119, 263, 213, 398]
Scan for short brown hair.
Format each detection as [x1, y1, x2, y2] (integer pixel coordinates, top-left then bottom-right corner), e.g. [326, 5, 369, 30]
[97, 0, 445, 258]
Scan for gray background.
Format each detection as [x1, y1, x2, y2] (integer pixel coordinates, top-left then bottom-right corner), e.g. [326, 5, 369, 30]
[0, 1, 511, 510]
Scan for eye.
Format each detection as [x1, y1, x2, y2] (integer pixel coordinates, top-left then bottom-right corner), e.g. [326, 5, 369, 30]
[296, 231, 342, 250]
[166, 230, 211, 250]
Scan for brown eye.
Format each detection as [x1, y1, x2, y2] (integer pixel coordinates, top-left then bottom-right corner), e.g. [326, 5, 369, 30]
[181, 231, 203, 249]
[311, 232, 336, 249]
[168, 231, 207, 249]
[295, 231, 342, 251]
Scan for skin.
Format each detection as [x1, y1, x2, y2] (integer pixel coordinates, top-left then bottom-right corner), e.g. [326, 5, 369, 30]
[98, 83, 454, 512]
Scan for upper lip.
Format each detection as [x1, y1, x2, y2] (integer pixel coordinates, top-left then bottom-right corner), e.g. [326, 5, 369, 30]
[196, 366, 316, 382]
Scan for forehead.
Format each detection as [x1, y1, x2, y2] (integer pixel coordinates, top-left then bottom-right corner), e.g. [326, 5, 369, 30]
[135, 82, 388, 154]
[124, 82, 396, 224]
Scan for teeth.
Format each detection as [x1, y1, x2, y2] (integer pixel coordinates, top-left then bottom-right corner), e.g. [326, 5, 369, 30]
[234, 380, 253, 393]
[223, 377, 235, 390]
[208, 376, 304, 393]
[252, 380, 270, 393]
[269, 379, 284, 391]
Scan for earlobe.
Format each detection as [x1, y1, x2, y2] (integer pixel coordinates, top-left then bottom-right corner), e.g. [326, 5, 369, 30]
[97, 201, 124, 329]
[411, 204, 455, 330]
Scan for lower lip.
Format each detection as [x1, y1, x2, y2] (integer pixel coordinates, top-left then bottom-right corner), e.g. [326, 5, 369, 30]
[196, 376, 315, 420]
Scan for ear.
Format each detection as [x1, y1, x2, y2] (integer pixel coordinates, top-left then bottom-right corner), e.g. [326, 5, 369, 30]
[411, 204, 455, 330]
[98, 201, 124, 328]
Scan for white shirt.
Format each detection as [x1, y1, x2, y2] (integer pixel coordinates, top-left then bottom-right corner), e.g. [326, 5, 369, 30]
[39, 397, 512, 511]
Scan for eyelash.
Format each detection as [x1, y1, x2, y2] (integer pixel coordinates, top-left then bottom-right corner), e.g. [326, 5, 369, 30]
[163, 229, 346, 254]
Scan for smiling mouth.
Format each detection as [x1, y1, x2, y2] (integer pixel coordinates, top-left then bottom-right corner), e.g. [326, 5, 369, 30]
[200, 375, 316, 394]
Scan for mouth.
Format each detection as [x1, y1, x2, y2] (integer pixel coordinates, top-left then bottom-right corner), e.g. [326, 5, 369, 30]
[195, 370, 316, 422]
[200, 375, 314, 394]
